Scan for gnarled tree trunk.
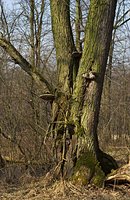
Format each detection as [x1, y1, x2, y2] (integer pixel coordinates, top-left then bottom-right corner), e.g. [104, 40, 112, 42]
[50, 0, 118, 185]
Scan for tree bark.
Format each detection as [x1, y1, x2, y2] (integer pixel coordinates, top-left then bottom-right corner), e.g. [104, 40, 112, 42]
[50, 0, 76, 93]
[50, 0, 76, 174]
[49, 0, 118, 185]
[70, 0, 118, 184]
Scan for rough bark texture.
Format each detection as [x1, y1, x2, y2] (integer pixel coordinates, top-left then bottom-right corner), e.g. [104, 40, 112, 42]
[50, 0, 75, 93]
[72, 0, 117, 147]
[70, 0, 118, 184]
[49, 0, 118, 186]
[50, 0, 76, 176]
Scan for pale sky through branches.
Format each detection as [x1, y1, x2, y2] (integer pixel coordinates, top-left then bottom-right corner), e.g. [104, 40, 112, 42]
[3, 0, 14, 8]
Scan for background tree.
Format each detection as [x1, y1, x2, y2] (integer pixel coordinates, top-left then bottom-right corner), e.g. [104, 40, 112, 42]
[0, 0, 54, 173]
[99, 0, 130, 149]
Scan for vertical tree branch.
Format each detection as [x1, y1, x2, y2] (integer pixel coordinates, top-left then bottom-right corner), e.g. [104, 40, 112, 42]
[29, 0, 35, 67]
[75, 0, 82, 52]
[50, 0, 76, 93]
[35, 0, 45, 67]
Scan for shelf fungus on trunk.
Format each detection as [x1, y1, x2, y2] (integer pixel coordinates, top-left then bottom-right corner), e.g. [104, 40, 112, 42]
[82, 71, 98, 80]
[39, 93, 55, 101]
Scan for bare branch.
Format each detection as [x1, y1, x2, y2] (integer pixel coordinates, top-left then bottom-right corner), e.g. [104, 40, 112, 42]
[114, 9, 130, 29]
[0, 2, 10, 39]
[0, 37, 54, 92]
[115, 17, 130, 29]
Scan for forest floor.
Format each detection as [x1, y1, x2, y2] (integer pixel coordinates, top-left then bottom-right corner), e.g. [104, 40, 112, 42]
[0, 146, 130, 200]
[0, 176, 130, 200]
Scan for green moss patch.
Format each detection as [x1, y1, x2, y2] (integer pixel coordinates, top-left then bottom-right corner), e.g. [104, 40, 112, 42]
[72, 151, 105, 186]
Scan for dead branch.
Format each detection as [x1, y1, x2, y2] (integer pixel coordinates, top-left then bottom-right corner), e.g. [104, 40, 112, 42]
[0, 37, 54, 93]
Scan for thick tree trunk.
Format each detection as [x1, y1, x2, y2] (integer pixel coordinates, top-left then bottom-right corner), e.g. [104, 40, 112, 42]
[49, 0, 118, 186]
[70, 0, 118, 184]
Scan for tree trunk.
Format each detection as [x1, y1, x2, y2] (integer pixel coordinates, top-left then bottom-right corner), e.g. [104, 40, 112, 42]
[50, 0, 118, 185]
[50, 0, 76, 93]
[70, 0, 118, 185]
[0, 0, 118, 187]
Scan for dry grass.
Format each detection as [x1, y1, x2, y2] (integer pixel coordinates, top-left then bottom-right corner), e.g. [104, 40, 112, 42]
[0, 176, 130, 200]
[0, 146, 130, 199]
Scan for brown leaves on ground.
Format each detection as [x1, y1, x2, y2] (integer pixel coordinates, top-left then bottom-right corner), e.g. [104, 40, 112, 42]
[0, 177, 130, 200]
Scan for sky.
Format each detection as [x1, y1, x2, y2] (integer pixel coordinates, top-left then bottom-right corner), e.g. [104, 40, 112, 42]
[2, 0, 15, 9]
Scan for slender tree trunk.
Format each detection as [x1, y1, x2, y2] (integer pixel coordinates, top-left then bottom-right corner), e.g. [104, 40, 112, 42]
[50, 0, 76, 93]
[75, 0, 82, 53]
[50, 0, 77, 174]
[29, 0, 35, 67]
[35, 0, 45, 68]
[73, 0, 82, 83]
[105, 4, 121, 139]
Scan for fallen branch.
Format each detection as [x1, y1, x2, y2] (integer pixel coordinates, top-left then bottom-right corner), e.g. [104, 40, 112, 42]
[105, 161, 130, 185]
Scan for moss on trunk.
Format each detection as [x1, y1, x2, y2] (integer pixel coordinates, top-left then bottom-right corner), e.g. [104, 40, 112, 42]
[49, 0, 118, 184]
[71, 150, 105, 187]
